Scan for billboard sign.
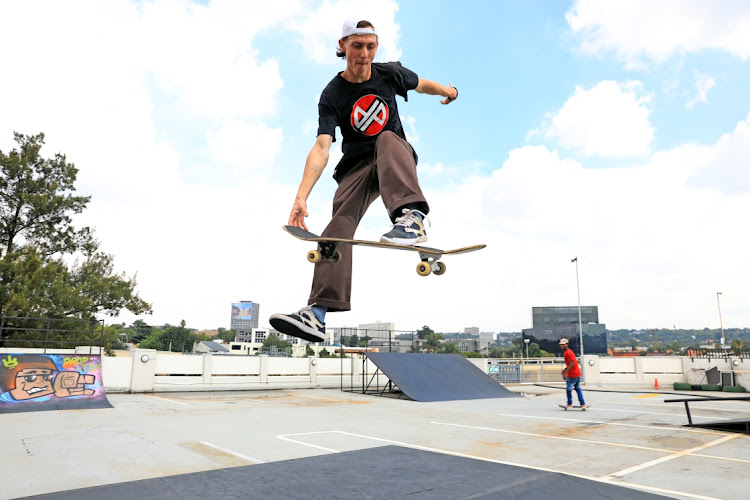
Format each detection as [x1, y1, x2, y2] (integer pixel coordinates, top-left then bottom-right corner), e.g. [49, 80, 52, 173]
[231, 302, 254, 321]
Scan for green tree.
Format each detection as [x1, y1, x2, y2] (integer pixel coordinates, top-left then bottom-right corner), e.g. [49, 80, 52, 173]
[417, 325, 434, 339]
[490, 345, 522, 358]
[0, 132, 91, 256]
[441, 342, 460, 354]
[262, 334, 292, 351]
[424, 332, 443, 352]
[103, 324, 127, 353]
[138, 329, 163, 350]
[527, 342, 541, 357]
[216, 327, 236, 343]
[140, 325, 194, 352]
[0, 133, 151, 333]
[463, 352, 485, 358]
[129, 320, 153, 343]
[731, 339, 742, 354]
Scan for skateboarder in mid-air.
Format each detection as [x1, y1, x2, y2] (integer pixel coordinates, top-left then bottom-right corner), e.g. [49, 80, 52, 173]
[270, 19, 459, 342]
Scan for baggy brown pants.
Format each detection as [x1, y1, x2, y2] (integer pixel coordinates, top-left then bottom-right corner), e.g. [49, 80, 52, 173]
[309, 131, 429, 311]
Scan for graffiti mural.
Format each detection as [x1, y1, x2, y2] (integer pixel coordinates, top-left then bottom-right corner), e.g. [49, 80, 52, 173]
[0, 354, 112, 413]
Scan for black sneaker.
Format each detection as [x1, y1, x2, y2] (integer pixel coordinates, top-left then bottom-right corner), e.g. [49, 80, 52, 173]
[269, 305, 326, 342]
[380, 208, 429, 245]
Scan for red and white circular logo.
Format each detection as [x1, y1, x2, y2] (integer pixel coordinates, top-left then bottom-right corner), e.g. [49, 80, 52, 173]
[351, 94, 389, 136]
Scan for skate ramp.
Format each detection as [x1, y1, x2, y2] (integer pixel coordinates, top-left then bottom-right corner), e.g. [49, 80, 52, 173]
[365, 352, 517, 402]
[30, 446, 671, 500]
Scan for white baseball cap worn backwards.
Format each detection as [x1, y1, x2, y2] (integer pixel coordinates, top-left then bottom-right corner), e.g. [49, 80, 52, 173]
[341, 19, 377, 38]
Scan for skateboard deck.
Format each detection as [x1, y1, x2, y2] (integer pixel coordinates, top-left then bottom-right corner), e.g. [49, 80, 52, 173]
[559, 405, 589, 411]
[283, 225, 485, 276]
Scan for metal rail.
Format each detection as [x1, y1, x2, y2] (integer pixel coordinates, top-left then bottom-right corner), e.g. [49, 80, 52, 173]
[665, 396, 750, 425]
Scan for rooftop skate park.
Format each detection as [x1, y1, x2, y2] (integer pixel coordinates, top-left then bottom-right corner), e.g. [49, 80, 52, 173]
[2, 342, 749, 500]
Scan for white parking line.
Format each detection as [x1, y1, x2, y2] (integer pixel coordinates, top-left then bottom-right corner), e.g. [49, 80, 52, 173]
[492, 412, 727, 435]
[604, 434, 739, 479]
[275, 429, 722, 500]
[277, 431, 341, 453]
[431, 421, 670, 452]
[148, 395, 189, 405]
[200, 442, 264, 464]
[691, 452, 750, 464]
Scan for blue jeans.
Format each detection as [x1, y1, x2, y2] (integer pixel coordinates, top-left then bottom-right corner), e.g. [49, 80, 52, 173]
[566, 376, 585, 406]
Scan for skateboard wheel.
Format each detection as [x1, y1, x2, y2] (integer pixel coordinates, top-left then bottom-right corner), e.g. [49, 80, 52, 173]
[432, 262, 446, 275]
[330, 250, 342, 263]
[416, 262, 431, 276]
[307, 250, 322, 263]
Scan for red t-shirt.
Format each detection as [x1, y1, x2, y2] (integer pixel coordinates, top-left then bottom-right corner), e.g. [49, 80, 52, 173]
[564, 349, 581, 378]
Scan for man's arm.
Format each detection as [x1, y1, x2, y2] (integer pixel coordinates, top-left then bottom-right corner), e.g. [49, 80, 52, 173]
[415, 78, 458, 105]
[289, 134, 333, 230]
[561, 354, 573, 378]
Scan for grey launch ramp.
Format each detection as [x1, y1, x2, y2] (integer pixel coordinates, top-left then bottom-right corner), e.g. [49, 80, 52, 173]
[365, 352, 517, 402]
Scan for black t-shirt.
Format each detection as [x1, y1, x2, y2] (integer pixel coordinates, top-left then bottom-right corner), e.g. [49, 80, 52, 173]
[317, 62, 419, 181]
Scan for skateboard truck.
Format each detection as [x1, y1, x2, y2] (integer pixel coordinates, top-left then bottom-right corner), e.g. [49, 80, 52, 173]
[307, 242, 342, 264]
[416, 252, 446, 276]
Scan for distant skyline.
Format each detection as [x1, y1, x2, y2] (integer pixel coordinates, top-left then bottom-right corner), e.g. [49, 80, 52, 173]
[1, 0, 748, 332]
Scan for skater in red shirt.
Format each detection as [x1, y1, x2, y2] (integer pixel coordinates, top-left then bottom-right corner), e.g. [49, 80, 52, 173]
[560, 338, 587, 409]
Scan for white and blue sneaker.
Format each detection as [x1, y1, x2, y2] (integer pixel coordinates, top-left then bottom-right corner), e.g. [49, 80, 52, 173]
[380, 208, 429, 245]
[269, 305, 326, 343]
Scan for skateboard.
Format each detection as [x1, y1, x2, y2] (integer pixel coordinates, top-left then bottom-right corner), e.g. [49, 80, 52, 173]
[283, 225, 486, 276]
[559, 405, 589, 411]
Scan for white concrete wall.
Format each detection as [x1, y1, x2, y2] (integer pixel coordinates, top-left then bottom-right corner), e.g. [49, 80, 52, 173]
[63, 351, 750, 393]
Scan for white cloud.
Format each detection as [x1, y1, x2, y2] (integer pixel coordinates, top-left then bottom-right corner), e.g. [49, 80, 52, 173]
[207, 119, 283, 172]
[536, 81, 654, 157]
[288, 0, 402, 64]
[688, 110, 750, 194]
[567, 0, 750, 67]
[685, 72, 716, 110]
[0, 0, 357, 331]
[415, 116, 750, 330]
[137, 1, 285, 120]
[401, 115, 418, 143]
[1, 0, 748, 334]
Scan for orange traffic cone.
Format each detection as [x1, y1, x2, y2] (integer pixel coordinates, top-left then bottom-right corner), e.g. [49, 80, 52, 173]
[654, 378, 660, 390]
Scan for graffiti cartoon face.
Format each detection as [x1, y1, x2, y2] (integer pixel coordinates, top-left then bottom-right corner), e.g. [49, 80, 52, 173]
[11, 368, 56, 400]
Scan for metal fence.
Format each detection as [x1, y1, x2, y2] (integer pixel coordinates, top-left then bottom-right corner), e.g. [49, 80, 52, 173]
[489, 359, 566, 384]
[260, 346, 292, 357]
[0, 316, 105, 353]
[688, 348, 750, 360]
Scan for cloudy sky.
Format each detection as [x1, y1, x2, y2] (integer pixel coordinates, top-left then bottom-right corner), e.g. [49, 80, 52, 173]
[1, 0, 749, 334]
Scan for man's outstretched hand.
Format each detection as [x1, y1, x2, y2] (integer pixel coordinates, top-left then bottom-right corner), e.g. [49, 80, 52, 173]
[289, 199, 309, 230]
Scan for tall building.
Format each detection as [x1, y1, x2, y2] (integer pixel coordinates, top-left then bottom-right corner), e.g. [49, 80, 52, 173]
[358, 321, 395, 340]
[522, 306, 607, 355]
[231, 301, 259, 340]
[531, 306, 598, 327]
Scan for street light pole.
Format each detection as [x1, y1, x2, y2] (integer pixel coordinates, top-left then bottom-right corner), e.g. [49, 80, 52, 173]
[524, 338, 530, 360]
[716, 292, 725, 347]
[571, 257, 585, 383]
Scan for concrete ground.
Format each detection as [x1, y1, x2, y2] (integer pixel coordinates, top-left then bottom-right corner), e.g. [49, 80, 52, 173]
[2, 384, 749, 499]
